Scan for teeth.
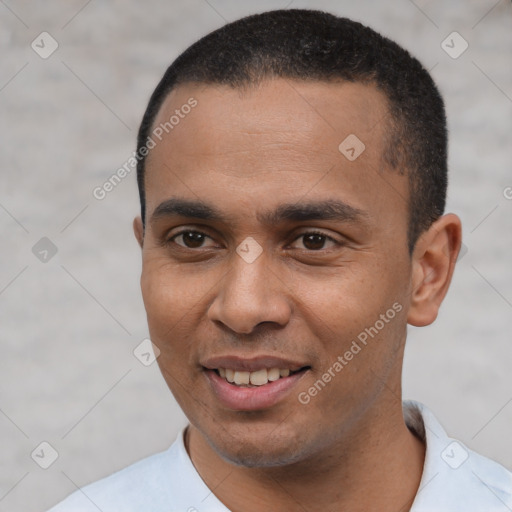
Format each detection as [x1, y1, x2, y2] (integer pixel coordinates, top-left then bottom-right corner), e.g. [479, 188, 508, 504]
[217, 367, 297, 386]
[249, 369, 268, 385]
[267, 368, 281, 381]
[234, 371, 250, 385]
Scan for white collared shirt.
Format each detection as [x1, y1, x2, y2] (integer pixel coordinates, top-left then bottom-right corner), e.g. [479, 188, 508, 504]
[48, 400, 512, 511]
[405, 401, 512, 511]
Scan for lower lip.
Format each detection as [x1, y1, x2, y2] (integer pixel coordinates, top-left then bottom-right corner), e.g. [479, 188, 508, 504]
[204, 369, 308, 411]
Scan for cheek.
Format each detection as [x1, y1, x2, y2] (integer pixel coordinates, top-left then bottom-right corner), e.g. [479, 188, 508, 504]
[140, 260, 211, 413]
[294, 265, 393, 330]
[292, 259, 408, 371]
[140, 258, 206, 358]
[141, 255, 206, 316]
[295, 278, 407, 424]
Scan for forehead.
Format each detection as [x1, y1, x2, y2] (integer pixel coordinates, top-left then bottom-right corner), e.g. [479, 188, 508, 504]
[151, 79, 389, 156]
[144, 78, 408, 231]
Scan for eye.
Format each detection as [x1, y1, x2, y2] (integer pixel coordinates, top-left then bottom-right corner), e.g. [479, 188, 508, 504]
[167, 230, 217, 249]
[165, 229, 341, 251]
[289, 231, 340, 251]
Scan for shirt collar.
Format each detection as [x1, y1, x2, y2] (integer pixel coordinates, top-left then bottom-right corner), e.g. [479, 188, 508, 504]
[404, 400, 512, 511]
[173, 401, 512, 511]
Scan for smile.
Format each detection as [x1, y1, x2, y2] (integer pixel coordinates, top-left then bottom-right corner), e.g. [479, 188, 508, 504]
[204, 366, 310, 411]
[215, 367, 299, 386]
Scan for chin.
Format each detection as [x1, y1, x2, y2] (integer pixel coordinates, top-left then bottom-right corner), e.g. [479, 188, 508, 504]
[219, 444, 307, 468]
[207, 423, 311, 468]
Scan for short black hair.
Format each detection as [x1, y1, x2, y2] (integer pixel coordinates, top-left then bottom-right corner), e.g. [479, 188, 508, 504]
[136, 8, 447, 253]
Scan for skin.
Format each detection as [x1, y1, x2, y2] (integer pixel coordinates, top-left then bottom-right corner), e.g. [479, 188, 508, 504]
[133, 78, 462, 512]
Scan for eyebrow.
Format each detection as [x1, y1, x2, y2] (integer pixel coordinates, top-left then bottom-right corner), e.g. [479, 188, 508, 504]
[149, 197, 368, 227]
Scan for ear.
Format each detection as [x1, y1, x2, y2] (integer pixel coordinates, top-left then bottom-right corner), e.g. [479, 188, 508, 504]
[407, 213, 462, 327]
[133, 216, 144, 249]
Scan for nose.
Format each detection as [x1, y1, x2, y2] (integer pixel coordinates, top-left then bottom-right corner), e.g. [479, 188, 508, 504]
[207, 250, 292, 334]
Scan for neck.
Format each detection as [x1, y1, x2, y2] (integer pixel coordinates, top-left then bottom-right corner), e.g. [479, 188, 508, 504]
[187, 399, 426, 512]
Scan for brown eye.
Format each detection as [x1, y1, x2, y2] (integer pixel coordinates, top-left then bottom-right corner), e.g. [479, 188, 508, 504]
[290, 231, 338, 251]
[303, 233, 327, 250]
[169, 230, 215, 249]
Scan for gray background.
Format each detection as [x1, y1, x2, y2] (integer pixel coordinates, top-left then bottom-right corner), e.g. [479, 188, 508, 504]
[0, 1, 511, 510]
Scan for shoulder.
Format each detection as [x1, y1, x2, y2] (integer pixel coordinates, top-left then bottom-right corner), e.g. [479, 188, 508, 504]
[47, 438, 181, 511]
[465, 445, 512, 508]
[405, 400, 512, 511]
[423, 443, 512, 511]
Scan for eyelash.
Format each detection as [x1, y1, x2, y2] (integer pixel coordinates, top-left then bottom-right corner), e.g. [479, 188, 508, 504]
[164, 229, 341, 251]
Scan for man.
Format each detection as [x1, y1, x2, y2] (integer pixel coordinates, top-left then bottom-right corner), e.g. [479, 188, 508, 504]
[49, 8, 512, 512]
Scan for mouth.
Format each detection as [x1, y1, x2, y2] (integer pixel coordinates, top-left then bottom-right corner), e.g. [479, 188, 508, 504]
[213, 366, 308, 387]
[202, 359, 311, 411]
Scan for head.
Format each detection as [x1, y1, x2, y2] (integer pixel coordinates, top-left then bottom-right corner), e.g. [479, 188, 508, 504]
[133, 9, 461, 467]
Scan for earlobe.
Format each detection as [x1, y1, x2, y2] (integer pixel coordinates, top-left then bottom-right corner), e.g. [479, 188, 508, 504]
[133, 216, 144, 249]
[407, 213, 462, 327]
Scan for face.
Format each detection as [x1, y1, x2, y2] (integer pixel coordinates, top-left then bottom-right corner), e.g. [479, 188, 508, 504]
[135, 79, 415, 467]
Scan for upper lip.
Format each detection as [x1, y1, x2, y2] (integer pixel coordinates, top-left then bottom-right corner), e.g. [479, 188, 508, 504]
[201, 355, 309, 372]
